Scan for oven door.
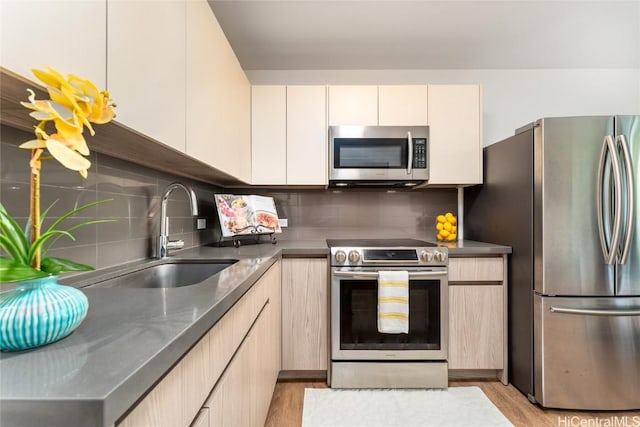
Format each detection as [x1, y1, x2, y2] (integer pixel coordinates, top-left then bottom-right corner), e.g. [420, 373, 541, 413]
[331, 266, 448, 361]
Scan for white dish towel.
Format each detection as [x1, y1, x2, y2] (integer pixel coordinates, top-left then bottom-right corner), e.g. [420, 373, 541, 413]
[377, 270, 409, 334]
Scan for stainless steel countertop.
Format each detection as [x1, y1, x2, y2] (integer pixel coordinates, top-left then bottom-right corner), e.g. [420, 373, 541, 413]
[0, 239, 508, 427]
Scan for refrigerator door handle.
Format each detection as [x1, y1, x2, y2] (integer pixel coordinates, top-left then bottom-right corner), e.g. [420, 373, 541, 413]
[616, 134, 634, 265]
[549, 306, 640, 317]
[596, 135, 623, 265]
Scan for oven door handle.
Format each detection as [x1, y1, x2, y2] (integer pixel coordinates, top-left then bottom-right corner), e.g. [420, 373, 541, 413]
[333, 271, 446, 279]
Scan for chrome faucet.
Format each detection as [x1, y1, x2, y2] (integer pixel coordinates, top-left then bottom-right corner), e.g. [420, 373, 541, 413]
[156, 182, 199, 258]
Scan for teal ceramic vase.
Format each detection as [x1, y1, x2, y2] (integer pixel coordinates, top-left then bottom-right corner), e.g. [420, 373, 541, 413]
[0, 276, 88, 351]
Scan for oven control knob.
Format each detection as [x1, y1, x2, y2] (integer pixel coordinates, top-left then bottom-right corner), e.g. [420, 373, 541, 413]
[334, 250, 347, 264]
[421, 250, 434, 262]
[348, 250, 361, 264]
[434, 251, 447, 263]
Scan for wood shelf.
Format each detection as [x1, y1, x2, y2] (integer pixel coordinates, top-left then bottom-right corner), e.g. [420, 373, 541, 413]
[0, 67, 246, 187]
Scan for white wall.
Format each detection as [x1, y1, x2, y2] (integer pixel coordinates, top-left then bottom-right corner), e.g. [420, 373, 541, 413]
[246, 69, 640, 146]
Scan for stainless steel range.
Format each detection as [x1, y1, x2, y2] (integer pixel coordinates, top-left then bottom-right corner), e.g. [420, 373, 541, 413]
[327, 239, 448, 389]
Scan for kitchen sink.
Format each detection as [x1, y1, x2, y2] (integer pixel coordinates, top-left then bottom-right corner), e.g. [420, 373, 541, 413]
[85, 259, 238, 289]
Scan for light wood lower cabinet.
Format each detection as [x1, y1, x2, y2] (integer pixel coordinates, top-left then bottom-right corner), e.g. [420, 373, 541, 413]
[206, 276, 280, 427]
[448, 256, 508, 384]
[118, 356, 184, 427]
[449, 284, 504, 368]
[281, 257, 328, 371]
[191, 409, 210, 427]
[117, 260, 281, 427]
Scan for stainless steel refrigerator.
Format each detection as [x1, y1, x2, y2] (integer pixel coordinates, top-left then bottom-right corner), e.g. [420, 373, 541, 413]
[466, 116, 640, 410]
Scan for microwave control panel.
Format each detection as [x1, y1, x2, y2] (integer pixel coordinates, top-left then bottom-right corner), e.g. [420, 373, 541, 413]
[413, 138, 427, 168]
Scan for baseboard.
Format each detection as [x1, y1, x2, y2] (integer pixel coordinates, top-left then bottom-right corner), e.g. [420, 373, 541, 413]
[278, 370, 327, 381]
[448, 369, 503, 381]
[277, 369, 502, 383]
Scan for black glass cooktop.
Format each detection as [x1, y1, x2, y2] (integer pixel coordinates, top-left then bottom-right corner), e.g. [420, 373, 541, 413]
[326, 238, 435, 248]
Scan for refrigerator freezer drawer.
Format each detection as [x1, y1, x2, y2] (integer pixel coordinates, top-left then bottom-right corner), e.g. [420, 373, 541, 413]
[534, 295, 640, 410]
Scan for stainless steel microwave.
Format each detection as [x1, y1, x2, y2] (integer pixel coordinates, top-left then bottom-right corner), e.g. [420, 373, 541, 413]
[329, 125, 429, 187]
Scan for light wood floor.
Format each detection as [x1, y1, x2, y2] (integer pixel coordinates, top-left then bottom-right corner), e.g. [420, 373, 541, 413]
[265, 380, 640, 427]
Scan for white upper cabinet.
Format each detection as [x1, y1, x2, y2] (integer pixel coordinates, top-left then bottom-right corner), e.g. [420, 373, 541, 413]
[287, 86, 327, 185]
[328, 86, 378, 126]
[251, 86, 287, 185]
[186, 0, 251, 183]
[378, 85, 429, 126]
[1, 0, 106, 88]
[328, 84, 481, 185]
[250, 85, 327, 186]
[329, 85, 428, 126]
[107, 0, 186, 152]
[427, 85, 482, 185]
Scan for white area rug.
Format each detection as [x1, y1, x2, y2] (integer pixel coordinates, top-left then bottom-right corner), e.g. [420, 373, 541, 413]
[302, 386, 514, 427]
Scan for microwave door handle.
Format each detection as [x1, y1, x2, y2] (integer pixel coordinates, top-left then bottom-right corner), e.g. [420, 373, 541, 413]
[407, 131, 413, 175]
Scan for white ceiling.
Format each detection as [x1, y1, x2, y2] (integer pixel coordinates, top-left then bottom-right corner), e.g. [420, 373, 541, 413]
[208, 0, 640, 70]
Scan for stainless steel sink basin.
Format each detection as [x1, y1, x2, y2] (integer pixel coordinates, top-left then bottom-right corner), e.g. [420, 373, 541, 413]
[86, 259, 238, 289]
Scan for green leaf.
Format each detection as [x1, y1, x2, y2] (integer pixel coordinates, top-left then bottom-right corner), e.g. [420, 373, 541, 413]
[0, 234, 25, 263]
[0, 203, 29, 264]
[23, 200, 58, 244]
[0, 257, 49, 283]
[43, 219, 116, 256]
[39, 200, 59, 227]
[27, 230, 75, 263]
[41, 257, 94, 274]
[46, 198, 113, 234]
[0, 199, 111, 276]
[24, 216, 32, 247]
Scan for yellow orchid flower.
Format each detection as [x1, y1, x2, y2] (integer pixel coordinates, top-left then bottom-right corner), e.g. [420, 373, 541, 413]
[45, 135, 91, 174]
[19, 139, 47, 150]
[32, 67, 73, 92]
[68, 74, 100, 100]
[20, 121, 90, 177]
[15, 66, 115, 272]
[20, 67, 115, 178]
[88, 91, 116, 124]
[47, 86, 76, 111]
[51, 110, 89, 152]
[46, 85, 97, 136]
[21, 89, 74, 122]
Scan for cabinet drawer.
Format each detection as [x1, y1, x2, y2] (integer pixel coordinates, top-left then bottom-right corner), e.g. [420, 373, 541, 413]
[209, 267, 271, 386]
[449, 257, 504, 282]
